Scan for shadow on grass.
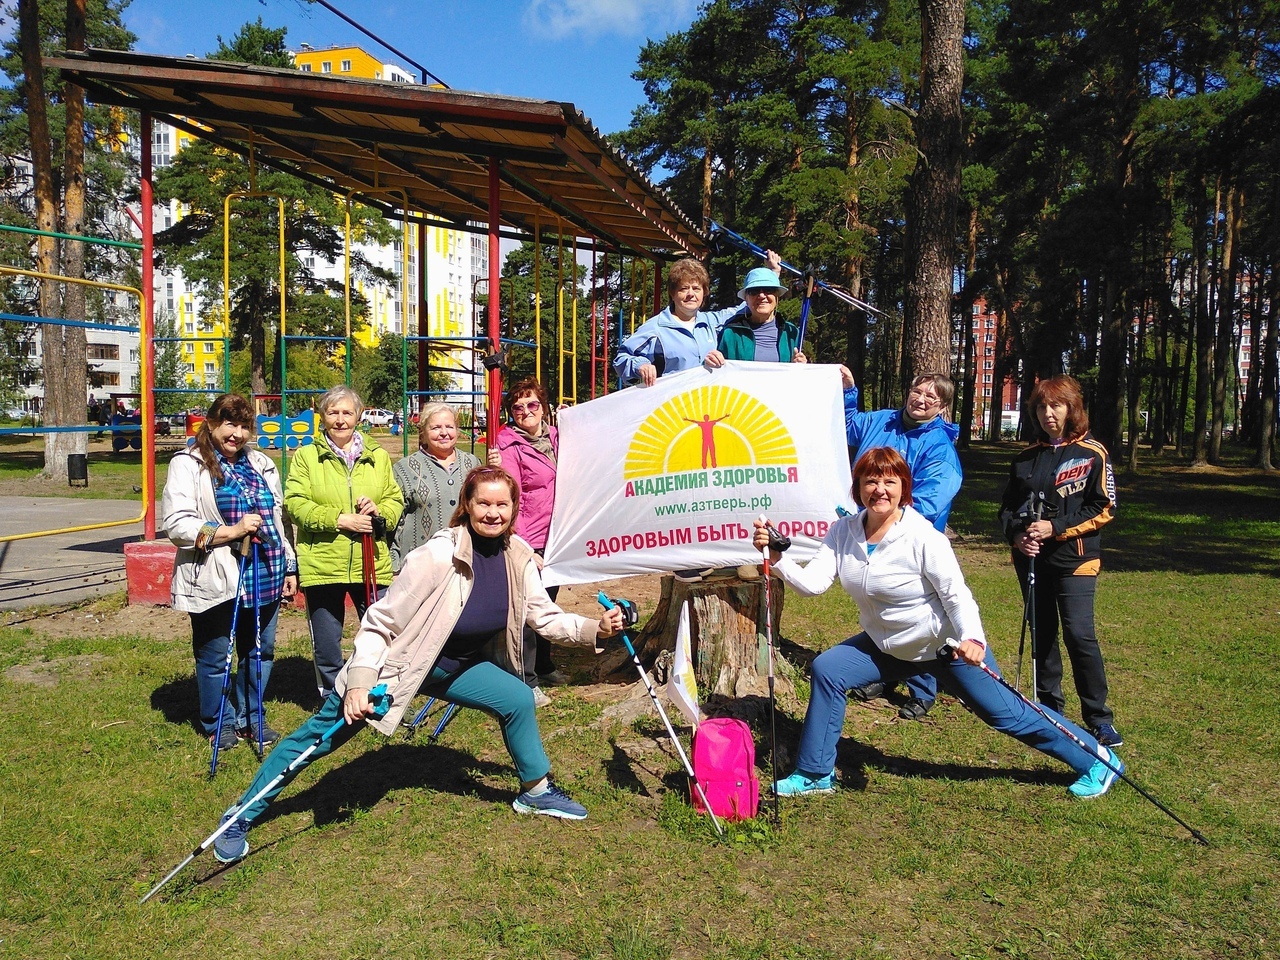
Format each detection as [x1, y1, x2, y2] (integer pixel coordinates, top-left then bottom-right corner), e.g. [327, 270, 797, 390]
[268, 743, 513, 828]
[834, 737, 1072, 790]
[150, 655, 328, 731]
[953, 442, 1280, 576]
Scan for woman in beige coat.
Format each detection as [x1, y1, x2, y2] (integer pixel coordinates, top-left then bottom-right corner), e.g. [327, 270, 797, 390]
[210, 466, 623, 864]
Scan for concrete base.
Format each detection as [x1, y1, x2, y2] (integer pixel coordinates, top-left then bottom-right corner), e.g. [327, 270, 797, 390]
[123, 540, 177, 606]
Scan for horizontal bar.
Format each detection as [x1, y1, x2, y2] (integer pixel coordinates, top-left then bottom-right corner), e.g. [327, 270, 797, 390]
[0, 223, 143, 250]
[0, 311, 140, 333]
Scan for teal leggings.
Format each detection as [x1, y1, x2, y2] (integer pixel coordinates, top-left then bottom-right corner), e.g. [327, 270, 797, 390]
[232, 661, 550, 824]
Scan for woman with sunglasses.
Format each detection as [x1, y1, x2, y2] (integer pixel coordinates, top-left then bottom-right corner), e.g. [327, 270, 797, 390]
[486, 378, 565, 703]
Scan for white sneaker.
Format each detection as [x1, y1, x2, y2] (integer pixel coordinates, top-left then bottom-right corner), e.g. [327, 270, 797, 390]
[531, 685, 552, 708]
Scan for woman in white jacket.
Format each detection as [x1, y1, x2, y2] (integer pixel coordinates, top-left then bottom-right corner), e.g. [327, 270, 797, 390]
[757, 447, 1122, 799]
[161, 394, 297, 755]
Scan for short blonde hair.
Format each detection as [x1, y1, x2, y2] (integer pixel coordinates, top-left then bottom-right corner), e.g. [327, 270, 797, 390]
[317, 384, 363, 417]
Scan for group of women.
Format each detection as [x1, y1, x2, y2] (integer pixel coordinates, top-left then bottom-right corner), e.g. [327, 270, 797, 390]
[161, 377, 568, 757]
[161, 256, 1123, 866]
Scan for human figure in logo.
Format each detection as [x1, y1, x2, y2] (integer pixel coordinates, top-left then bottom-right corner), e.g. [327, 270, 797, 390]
[682, 412, 731, 468]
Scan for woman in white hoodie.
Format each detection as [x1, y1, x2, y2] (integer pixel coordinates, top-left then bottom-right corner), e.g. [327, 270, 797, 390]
[756, 447, 1122, 800]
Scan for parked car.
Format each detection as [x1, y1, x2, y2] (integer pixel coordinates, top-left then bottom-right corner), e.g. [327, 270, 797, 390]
[361, 407, 394, 427]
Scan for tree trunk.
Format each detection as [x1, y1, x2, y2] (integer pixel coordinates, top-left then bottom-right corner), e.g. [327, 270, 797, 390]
[1257, 259, 1278, 471]
[41, 0, 89, 483]
[21, 0, 76, 481]
[1209, 184, 1241, 464]
[902, 0, 965, 382]
[615, 574, 793, 702]
[1190, 187, 1213, 466]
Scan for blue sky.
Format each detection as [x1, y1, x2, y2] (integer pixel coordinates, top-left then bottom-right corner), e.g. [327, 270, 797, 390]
[121, 0, 699, 138]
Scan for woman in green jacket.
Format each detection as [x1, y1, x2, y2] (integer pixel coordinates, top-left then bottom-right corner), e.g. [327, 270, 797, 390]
[285, 386, 404, 700]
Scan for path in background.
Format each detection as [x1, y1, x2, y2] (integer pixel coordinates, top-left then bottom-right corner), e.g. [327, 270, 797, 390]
[0, 498, 144, 610]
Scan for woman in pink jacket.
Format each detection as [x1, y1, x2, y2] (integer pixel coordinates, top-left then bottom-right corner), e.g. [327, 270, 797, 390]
[487, 378, 563, 701]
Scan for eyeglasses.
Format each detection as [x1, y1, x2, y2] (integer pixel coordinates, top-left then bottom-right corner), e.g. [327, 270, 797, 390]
[512, 400, 542, 415]
[908, 389, 941, 403]
[745, 288, 778, 297]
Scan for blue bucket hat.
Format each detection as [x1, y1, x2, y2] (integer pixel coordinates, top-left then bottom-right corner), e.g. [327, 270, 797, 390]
[737, 267, 789, 301]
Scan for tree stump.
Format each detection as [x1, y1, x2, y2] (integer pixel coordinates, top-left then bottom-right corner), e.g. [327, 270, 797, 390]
[617, 573, 794, 701]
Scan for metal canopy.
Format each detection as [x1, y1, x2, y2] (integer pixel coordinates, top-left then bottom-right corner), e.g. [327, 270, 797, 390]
[51, 48, 706, 259]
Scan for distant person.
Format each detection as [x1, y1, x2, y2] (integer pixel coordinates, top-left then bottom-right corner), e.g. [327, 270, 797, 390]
[756, 447, 1122, 801]
[487, 378, 567, 704]
[613, 253, 783, 387]
[998, 375, 1121, 748]
[210, 467, 626, 865]
[160, 393, 297, 755]
[838, 369, 962, 720]
[392, 403, 481, 571]
[285, 385, 404, 702]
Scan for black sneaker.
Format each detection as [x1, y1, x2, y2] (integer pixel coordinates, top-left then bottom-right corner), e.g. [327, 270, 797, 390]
[239, 723, 281, 747]
[209, 725, 239, 757]
[849, 681, 887, 702]
[898, 697, 934, 720]
[1091, 723, 1123, 747]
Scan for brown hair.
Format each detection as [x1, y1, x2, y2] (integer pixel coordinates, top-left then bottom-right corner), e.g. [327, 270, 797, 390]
[1027, 375, 1089, 441]
[909, 372, 955, 409]
[666, 257, 709, 298]
[851, 447, 914, 508]
[449, 465, 521, 541]
[503, 377, 552, 424]
[193, 393, 255, 484]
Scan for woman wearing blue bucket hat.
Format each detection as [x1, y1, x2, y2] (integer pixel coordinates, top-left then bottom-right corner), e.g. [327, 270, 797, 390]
[717, 261, 807, 364]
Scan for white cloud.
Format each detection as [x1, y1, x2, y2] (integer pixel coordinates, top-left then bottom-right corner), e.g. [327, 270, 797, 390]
[523, 0, 698, 40]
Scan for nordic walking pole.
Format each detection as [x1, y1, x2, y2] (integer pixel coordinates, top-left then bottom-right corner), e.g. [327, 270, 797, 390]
[1014, 492, 1044, 697]
[796, 271, 816, 353]
[141, 683, 394, 904]
[937, 644, 1210, 846]
[758, 514, 790, 825]
[251, 539, 265, 759]
[210, 537, 251, 778]
[597, 592, 724, 837]
[707, 220, 887, 317]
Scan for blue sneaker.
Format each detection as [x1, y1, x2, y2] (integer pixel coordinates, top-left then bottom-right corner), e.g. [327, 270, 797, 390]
[1069, 746, 1124, 799]
[1091, 722, 1123, 747]
[772, 770, 837, 796]
[512, 780, 588, 820]
[213, 810, 250, 864]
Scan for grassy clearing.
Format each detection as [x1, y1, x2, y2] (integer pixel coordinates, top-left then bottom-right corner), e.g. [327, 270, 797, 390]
[0, 445, 1278, 958]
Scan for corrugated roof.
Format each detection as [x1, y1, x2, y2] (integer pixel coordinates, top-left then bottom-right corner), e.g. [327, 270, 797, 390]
[51, 48, 706, 258]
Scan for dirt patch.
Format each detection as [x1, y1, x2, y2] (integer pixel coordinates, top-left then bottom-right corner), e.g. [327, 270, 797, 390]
[5, 653, 106, 687]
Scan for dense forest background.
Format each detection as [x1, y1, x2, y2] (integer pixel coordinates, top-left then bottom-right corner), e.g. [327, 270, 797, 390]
[4, 0, 1278, 471]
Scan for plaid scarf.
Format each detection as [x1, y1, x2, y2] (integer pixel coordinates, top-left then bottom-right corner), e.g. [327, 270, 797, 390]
[214, 451, 286, 606]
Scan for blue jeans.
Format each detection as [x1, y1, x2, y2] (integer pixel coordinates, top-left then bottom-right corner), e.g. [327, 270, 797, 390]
[304, 583, 387, 699]
[795, 632, 1102, 778]
[232, 660, 550, 825]
[190, 598, 280, 735]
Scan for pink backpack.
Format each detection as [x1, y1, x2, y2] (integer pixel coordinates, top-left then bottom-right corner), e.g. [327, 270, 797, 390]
[691, 717, 759, 821]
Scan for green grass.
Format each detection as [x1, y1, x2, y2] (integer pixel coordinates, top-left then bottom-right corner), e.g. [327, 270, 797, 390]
[0, 445, 1278, 957]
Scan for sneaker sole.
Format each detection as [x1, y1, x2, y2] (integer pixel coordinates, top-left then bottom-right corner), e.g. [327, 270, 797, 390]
[213, 841, 249, 864]
[1071, 753, 1123, 800]
[511, 799, 588, 820]
[773, 784, 837, 797]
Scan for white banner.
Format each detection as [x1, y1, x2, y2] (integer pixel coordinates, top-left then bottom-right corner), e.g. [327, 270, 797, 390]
[542, 361, 854, 586]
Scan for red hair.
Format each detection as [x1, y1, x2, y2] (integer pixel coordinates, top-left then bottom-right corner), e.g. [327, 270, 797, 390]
[851, 447, 914, 508]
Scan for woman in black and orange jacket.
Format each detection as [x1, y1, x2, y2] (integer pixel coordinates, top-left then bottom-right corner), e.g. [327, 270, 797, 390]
[999, 375, 1122, 748]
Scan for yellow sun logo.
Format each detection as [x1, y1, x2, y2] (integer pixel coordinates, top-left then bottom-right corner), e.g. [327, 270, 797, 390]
[624, 385, 797, 478]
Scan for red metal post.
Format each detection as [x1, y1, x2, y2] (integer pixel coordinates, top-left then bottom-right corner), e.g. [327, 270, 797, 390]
[653, 259, 663, 314]
[417, 220, 428, 413]
[486, 159, 502, 447]
[141, 111, 156, 540]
